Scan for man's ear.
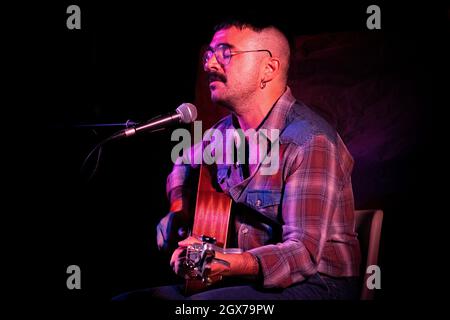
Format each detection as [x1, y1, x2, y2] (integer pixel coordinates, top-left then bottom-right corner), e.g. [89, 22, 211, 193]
[263, 58, 280, 81]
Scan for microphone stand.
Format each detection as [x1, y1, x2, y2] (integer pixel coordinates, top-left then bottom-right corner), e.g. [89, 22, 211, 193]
[80, 116, 166, 181]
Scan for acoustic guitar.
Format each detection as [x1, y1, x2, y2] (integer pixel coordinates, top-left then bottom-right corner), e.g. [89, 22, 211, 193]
[184, 164, 235, 295]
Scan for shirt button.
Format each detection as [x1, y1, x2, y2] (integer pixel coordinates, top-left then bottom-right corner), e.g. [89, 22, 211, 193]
[255, 199, 262, 207]
[242, 227, 248, 234]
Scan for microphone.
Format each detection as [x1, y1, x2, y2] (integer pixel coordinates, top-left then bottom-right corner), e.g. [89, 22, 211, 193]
[120, 103, 197, 138]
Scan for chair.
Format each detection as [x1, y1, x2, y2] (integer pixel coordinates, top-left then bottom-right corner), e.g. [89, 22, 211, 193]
[354, 209, 384, 300]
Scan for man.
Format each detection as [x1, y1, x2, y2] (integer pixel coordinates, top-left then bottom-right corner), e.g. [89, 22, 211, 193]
[133, 19, 360, 300]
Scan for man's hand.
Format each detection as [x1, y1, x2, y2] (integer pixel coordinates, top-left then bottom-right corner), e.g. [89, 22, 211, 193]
[156, 211, 189, 252]
[170, 237, 259, 284]
[170, 236, 202, 279]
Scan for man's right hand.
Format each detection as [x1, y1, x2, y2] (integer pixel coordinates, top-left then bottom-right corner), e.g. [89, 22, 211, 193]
[156, 211, 189, 252]
[170, 237, 226, 285]
[170, 246, 190, 279]
[169, 236, 201, 278]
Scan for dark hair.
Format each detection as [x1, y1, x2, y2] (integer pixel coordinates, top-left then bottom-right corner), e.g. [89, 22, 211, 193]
[214, 18, 275, 33]
[212, 15, 294, 52]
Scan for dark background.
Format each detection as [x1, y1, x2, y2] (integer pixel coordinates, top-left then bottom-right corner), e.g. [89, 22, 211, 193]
[14, 0, 441, 310]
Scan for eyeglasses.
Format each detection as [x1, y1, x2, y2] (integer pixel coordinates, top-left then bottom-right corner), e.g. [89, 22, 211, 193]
[203, 44, 272, 67]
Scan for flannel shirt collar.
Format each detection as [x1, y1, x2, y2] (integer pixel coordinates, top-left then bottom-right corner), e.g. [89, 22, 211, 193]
[229, 86, 296, 139]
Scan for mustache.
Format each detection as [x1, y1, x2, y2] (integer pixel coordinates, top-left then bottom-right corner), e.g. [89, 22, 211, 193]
[207, 72, 227, 84]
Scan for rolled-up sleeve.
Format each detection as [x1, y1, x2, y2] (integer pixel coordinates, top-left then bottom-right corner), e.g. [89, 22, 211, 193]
[249, 135, 344, 288]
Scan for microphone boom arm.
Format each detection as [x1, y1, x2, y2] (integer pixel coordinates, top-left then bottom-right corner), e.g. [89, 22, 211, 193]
[123, 113, 182, 137]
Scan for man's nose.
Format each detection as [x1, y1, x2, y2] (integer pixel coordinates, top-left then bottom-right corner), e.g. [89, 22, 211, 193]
[204, 53, 220, 72]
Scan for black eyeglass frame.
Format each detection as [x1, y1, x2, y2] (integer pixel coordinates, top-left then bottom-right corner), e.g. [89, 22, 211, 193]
[203, 45, 273, 66]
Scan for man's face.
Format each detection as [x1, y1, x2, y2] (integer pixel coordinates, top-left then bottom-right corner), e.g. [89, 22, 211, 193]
[204, 27, 266, 108]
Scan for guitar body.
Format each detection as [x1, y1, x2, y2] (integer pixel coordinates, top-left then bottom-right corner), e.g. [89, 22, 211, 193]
[184, 164, 232, 295]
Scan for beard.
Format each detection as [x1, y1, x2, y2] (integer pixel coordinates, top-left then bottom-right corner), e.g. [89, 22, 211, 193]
[207, 72, 256, 113]
[208, 72, 233, 109]
[211, 90, 234, 111]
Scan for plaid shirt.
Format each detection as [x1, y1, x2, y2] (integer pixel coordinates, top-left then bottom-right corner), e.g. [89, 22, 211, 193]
[166, 87, 360, 288]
